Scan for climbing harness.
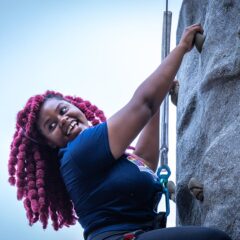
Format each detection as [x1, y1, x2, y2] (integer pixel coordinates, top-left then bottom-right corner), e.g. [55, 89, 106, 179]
[157, 0, 172, 221]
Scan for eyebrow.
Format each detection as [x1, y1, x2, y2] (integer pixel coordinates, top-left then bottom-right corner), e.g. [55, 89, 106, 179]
[43, 102, 64, 130]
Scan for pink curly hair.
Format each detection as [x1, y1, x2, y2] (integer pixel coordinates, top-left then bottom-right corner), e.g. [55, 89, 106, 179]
[8, 90, 106, 230]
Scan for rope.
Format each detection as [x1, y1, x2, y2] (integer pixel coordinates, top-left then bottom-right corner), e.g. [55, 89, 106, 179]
[157, 0, 172, 218]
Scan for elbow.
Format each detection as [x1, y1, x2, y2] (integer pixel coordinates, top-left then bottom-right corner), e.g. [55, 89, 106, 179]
[142, 95, 158, 118]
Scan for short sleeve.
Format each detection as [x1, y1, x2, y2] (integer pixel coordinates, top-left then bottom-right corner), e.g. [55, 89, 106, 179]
[59, 122, 115, 174]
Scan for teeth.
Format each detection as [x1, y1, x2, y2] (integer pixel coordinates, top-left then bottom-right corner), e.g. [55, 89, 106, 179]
[67, 121, 77, 135]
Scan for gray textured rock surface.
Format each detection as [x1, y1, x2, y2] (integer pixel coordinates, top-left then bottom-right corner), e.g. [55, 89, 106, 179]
[176, 1, 240, 239]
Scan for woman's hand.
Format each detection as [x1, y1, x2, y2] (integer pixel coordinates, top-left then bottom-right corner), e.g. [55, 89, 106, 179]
[178, 23, 204, 52]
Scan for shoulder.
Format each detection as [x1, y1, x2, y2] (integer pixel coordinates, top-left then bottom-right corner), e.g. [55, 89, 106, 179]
[59, 122, 115, 172]
[59, 122, 107, 155]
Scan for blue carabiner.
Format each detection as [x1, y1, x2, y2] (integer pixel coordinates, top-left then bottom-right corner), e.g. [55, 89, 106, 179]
[157, 165, 171, 217]
[157, 165, 171, 186]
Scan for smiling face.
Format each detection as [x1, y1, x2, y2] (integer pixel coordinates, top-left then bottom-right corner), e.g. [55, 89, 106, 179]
[37, 98, 89, 148]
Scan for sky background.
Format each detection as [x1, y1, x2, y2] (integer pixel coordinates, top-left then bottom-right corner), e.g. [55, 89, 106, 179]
[0, 1, 182, 239]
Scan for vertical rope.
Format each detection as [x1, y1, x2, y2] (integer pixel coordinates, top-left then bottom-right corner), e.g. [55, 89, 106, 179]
[160, 0, 172, 167]
[165, 0, 168, 58]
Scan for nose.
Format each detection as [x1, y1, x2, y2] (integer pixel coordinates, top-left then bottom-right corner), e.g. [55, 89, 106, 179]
[59, 115, 69, 128]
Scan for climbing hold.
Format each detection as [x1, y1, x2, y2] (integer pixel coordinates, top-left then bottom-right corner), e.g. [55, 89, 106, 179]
[188, 177, 204, 201]
[167, 180, 176, 202]
[194, 33, 205, 53]
[169, 80, 179, 106]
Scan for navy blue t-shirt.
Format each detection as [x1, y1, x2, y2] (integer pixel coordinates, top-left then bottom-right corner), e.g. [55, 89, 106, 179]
[59, 122, 162, 239]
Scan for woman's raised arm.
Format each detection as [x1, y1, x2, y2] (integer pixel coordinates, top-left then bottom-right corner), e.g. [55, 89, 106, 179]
[107, 24, 203, 159]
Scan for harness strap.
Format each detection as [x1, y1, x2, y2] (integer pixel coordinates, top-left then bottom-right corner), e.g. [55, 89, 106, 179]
[87, 212, 167, 240]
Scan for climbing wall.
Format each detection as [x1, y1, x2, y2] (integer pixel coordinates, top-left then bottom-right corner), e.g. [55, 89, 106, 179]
[175, 0, 240, 239]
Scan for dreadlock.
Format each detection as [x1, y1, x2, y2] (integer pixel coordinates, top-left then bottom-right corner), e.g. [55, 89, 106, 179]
[8, 90, 106, 230]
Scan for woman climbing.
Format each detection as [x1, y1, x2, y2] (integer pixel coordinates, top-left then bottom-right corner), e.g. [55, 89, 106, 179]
[8, 23, 231, 240]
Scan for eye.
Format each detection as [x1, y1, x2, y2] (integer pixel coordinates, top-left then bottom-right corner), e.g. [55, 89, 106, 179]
[48, 122, 57, 131]
[59, 106, 68, 115]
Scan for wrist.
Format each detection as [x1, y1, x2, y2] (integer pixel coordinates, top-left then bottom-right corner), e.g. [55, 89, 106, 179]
[176, 43, 189, 54]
